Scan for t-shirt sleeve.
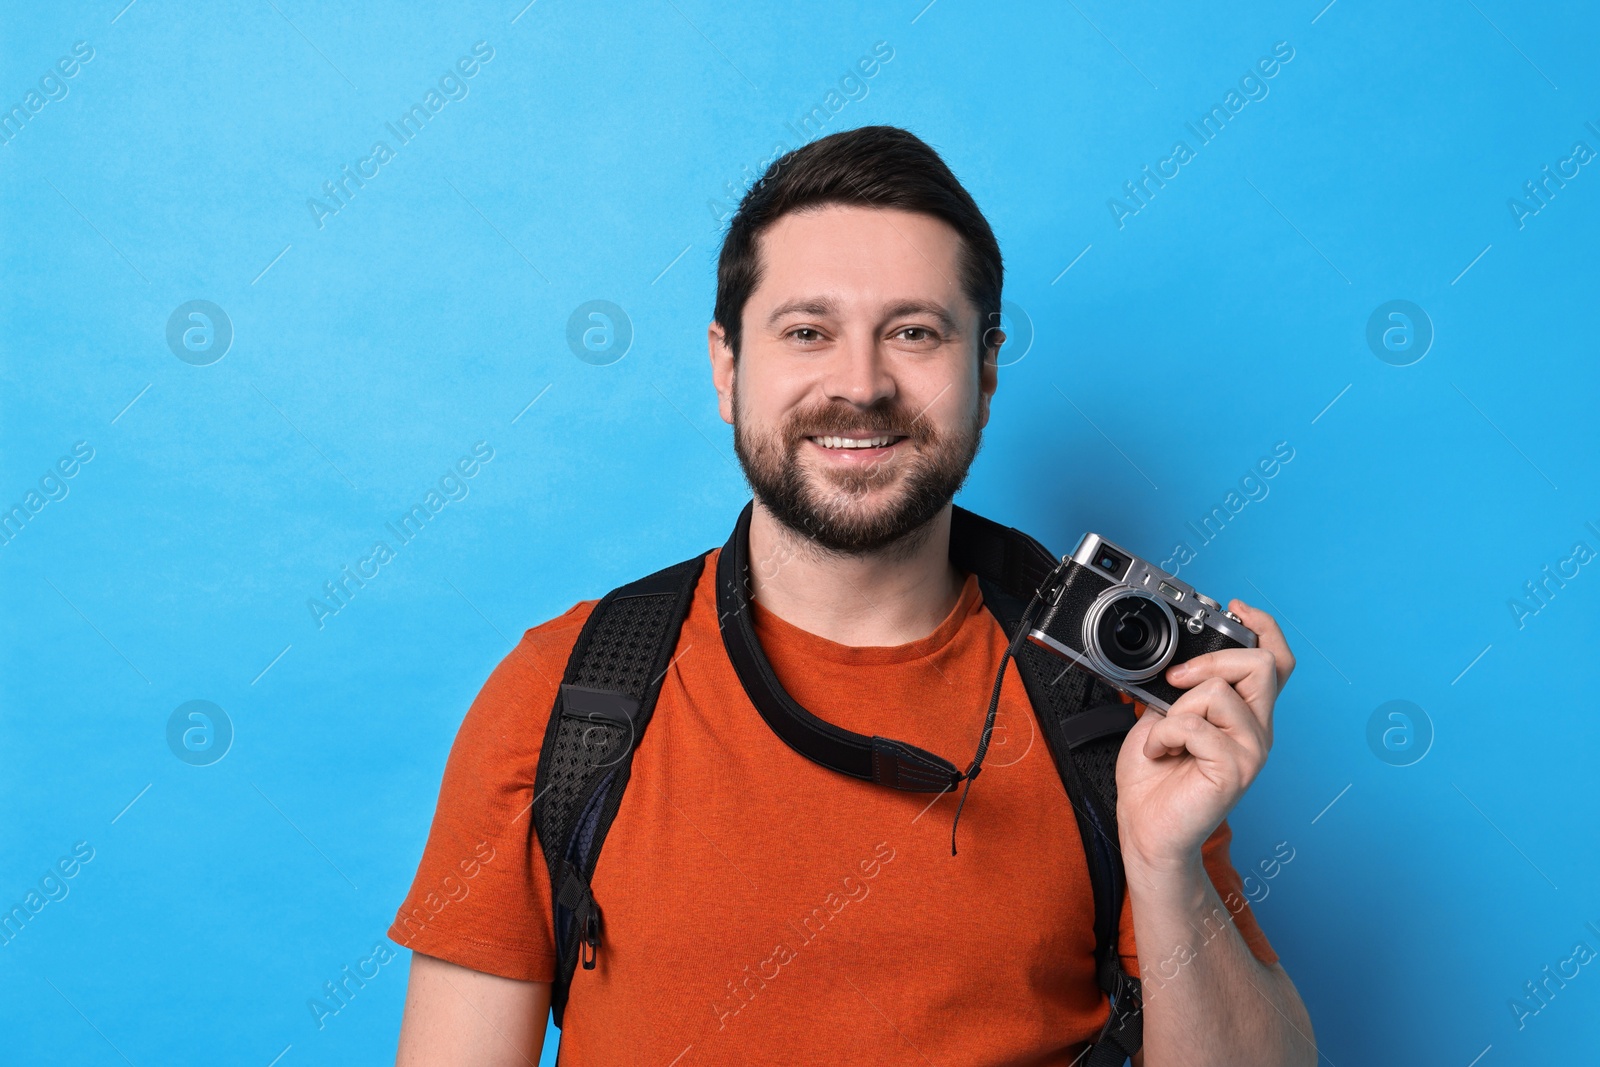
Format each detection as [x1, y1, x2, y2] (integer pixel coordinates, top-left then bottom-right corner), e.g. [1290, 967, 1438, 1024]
[387, 601, 594, 982]
[1113, 702, 1280, 978]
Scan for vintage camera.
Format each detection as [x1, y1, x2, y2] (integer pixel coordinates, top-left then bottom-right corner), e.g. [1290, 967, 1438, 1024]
[1026, 533, 1257, 713]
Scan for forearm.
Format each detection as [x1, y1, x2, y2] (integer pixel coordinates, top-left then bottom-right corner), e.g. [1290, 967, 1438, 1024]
[1125, 857, 1315, 1067]
[395, 953, 549, 1066]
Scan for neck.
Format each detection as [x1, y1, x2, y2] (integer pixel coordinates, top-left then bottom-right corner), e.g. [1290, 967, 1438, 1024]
[745, 500, 966, 647]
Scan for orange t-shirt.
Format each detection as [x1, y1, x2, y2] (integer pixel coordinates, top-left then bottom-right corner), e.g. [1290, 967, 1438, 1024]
[390, 547, 1278, 1065]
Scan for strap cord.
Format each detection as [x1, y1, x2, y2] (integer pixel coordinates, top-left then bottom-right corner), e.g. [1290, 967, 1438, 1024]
[950, 557, 1068, 855]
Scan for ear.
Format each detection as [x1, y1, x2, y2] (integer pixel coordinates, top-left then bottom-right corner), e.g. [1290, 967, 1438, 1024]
[978, 329, 1003, 429]
[709, 321, 736, 426]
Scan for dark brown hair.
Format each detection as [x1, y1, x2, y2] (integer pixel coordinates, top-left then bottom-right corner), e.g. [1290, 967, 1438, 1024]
[713, 125, 1003, 364]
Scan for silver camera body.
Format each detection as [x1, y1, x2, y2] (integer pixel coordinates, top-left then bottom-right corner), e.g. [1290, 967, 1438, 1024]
[1026, 533, 1257, 713]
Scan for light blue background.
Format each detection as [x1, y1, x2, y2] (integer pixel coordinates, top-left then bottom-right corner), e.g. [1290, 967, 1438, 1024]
[3, 1, 1597, 1064]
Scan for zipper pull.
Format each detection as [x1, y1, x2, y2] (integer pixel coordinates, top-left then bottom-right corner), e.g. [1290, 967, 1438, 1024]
[558, 862, 603, 971]
[579, 900, 600, 969]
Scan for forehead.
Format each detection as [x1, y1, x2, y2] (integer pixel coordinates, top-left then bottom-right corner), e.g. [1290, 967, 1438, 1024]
[747, 204, 970, 319]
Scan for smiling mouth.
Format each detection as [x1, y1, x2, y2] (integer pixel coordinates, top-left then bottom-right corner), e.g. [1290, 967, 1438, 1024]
[806, 434, 906, 450]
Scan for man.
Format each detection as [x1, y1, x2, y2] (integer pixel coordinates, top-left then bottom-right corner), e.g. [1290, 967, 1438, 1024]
[391, 125, 1315, 1065]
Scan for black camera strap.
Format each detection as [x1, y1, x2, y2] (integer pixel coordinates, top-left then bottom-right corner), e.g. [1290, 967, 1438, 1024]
[715, 500, 1070, 850]
[715, 501, 966, 793]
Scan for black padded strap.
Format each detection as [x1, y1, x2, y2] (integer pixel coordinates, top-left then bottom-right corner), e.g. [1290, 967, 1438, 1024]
[977, 574, 1143, 1064]
[1084, 959, 1144, 1066]
[532, 550, 707, 1026]
[949, 504, 1060, 596]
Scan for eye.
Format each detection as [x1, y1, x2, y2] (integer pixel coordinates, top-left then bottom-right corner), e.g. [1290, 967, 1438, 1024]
[895, 326, 937, 343]
[788, 327, 824, 344]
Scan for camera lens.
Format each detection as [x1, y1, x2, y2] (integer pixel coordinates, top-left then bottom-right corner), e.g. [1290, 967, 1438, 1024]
[1087, 592, 1176, 680]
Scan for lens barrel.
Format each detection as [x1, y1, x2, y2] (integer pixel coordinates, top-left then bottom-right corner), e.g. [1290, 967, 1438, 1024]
[1083, 589, 1178, 682]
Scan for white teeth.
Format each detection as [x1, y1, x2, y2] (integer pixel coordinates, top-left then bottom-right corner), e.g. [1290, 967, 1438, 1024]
[814, 435, 897, 449]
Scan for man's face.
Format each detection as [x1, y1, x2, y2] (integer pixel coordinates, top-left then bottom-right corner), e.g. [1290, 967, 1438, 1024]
[709, 203, 1000, 555]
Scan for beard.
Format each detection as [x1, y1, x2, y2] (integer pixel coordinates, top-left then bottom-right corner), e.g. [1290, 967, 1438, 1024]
[732, 386, 983, 556]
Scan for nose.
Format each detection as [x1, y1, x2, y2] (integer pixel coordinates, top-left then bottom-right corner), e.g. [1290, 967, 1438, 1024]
[823, 328, 896, 408]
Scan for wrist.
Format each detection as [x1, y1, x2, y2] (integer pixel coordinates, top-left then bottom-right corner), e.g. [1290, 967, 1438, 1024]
[1119, 830, 1208, 898]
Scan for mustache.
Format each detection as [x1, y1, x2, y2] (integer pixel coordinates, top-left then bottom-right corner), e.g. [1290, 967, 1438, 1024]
[781, 402, 934, 442]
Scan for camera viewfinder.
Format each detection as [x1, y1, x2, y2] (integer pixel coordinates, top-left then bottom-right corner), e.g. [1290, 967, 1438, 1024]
[1093, 546, 1131, 580]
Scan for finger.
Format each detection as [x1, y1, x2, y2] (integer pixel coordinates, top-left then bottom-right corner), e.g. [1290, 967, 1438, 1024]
[1167, 646, 1280, 723]
[1226, 600, 1296, 688]
[1167, 677, 1270, 754]
[1140, 709, 1251, 788]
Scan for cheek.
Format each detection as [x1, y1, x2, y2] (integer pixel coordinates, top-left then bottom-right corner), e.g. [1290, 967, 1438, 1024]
[739, 365, 819, 426]
[916, 369, 983, 429]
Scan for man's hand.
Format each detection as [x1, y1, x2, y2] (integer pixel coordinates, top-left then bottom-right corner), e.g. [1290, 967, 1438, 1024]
[1114, 599, 1296, 871]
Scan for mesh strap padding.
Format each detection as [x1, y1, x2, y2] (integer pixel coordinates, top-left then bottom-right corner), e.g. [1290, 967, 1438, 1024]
[532, 553, 708, 1027]
[1015, 641, 1129, 827]
[536, 590, 682, 876]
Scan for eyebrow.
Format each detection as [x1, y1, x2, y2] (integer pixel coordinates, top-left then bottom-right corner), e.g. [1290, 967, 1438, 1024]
[764, 297, 960, 334]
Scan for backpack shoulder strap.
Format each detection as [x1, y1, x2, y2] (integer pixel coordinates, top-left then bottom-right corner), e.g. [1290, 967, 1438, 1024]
[531, 549, 708, 1027]
[966, 514, 1144, 1064]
